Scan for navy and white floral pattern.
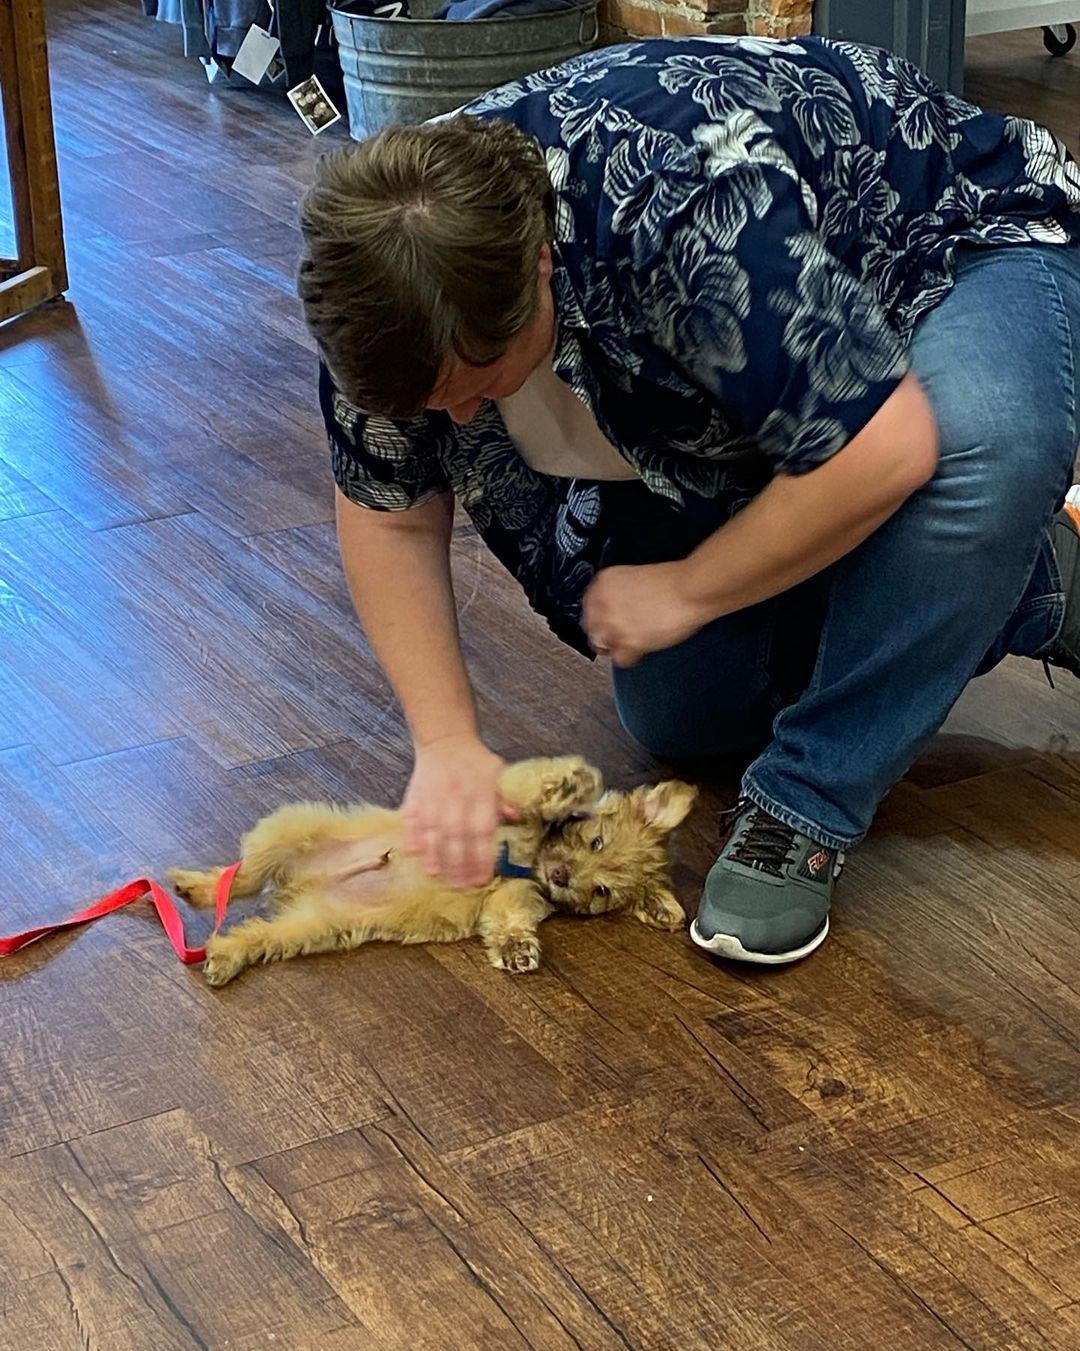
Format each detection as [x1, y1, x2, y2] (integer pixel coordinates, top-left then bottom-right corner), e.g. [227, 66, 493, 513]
[322, 36, 1080, 655]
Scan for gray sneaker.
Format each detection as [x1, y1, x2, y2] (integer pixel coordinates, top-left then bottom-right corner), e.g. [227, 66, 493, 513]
[690, 803, 842, 965]
[1044, 487, 1080, 678]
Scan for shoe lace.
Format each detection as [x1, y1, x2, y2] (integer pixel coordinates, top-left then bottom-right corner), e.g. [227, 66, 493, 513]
[1041, 652, 1080, 683]
[725, 804, 799, 878]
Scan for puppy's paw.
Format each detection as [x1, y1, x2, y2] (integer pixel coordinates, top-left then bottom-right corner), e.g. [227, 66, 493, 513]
[169, 867, 219, 908]
[496, 934, 542, 973]
[501, 757, 603, 821]
[632, 890, 687, 932]
[536, 759, 603, 821]
[203, 937, 243, 987]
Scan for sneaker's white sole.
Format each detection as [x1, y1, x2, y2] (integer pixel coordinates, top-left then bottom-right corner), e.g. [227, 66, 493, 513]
[690, 852, 842, 966]
[689, 915, 830, 965]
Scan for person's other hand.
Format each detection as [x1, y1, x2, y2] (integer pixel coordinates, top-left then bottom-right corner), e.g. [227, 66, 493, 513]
[582, 561, 710, 667]
[402, 734, 519, 888]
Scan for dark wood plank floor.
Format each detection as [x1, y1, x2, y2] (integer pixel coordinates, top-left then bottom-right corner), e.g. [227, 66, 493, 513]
[3, 7, 1080, 1347]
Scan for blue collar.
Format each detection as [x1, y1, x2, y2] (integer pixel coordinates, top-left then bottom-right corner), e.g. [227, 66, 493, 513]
[494, 841, 534, 880]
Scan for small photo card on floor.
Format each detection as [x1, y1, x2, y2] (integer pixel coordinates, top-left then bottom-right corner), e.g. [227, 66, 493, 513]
[232, 24, 281, 84]
[287, 76, 341, 135]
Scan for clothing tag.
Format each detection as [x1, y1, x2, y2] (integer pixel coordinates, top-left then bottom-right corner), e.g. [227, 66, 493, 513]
[202, 55, 221, 83]
[232, 24, 281, 85]
[287, 76, 342, 136]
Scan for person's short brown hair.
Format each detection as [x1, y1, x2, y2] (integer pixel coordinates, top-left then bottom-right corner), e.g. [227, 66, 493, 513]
[297, 116, 554, 418]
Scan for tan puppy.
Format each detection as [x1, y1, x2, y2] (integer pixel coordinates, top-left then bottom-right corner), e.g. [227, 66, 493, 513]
[169, 756, 696, 986]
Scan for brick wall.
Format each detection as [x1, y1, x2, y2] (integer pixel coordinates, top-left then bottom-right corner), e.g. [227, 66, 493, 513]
[602, 0, 812, 41]
[746, 0, 813, 37]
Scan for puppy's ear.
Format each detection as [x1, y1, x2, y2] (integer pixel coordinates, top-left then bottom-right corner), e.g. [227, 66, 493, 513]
[632, 781, 698, 832]
[631, 889, 686, 931]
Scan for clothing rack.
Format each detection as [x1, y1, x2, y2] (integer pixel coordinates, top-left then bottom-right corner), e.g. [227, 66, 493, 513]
[141, 0, 336, 91]
[0, 0, 67, 324]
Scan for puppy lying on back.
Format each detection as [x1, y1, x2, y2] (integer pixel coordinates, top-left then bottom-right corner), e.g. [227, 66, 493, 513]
[169, 756, 696, 986]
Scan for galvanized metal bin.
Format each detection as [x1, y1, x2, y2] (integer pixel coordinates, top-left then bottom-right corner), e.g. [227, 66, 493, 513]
[330, 0, 599, 140]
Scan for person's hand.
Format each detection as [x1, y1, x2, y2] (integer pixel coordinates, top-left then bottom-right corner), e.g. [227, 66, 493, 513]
[582, 561, 711, 667]
[402, 734, 519, 888]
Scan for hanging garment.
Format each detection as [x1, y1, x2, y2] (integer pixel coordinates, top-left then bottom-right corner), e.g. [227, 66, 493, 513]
[141, 0, 210, 58]
[205, 0, 273, 57]
[277, 0, 327, 86]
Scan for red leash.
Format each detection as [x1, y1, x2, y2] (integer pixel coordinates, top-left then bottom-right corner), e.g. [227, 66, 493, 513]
[0, 862, 241, 965]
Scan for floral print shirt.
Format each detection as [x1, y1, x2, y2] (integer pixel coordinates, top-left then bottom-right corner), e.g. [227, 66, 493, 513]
[321, 35, 1080, 655]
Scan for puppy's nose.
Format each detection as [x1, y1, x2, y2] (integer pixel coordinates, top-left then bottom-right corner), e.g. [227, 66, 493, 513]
[549, 863, 570, 888]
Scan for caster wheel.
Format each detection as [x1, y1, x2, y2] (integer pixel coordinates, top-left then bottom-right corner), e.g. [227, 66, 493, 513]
[1043, 24, 1077, 56]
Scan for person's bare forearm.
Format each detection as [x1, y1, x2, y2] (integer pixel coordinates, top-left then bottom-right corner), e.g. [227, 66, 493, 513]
[680, 455, 908, 618]
[337, 488, 511, 886]
[681, 372, 941, 619]
[583, 374, 943, 667]
[335, 489, 477, 748]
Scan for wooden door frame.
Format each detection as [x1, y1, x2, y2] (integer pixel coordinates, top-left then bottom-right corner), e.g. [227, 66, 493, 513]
[0, 0, 68, 323]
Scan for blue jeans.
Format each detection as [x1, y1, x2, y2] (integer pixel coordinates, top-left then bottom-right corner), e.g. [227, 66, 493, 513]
[614, 244, 1080, 850]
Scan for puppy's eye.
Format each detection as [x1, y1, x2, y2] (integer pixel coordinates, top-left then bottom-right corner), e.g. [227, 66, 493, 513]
[594, 884, 610, 900]
[591, 835, 605, 852]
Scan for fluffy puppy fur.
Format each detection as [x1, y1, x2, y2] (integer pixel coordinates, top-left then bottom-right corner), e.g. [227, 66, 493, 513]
[169, 756, 696, 986]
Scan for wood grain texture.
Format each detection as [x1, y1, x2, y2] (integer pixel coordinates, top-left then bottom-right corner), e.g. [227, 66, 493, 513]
[2, 6, 1080, 1347]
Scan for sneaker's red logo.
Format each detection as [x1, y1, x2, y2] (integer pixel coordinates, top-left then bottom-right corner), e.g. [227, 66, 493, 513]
[807, 850, 830, 876]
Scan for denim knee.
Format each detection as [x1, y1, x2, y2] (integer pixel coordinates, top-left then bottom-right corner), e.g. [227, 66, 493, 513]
[914, 248, 1080, 546]
[609, 586, 821, 760]
[613, 667, 770, 759]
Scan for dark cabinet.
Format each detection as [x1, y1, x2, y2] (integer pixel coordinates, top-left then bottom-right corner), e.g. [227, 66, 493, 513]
[813, 0, 968, 92]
